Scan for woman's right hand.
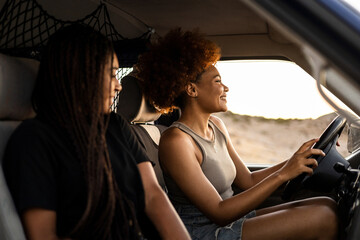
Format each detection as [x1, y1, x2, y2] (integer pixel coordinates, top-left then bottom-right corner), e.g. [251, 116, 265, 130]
[278, 138, 325, 182]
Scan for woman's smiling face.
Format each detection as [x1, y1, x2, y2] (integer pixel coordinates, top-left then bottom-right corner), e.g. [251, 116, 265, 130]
[195, 65, 229, 113]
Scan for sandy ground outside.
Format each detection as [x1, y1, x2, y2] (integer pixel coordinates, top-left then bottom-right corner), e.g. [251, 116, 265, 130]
[214, 111, 349, 165]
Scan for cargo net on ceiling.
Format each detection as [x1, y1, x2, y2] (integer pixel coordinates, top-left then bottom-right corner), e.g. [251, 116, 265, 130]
[0, 0, 151, 112]
[0, 0, 151, 67]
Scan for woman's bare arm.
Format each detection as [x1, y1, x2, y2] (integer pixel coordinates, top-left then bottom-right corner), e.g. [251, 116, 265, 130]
[22, 209, 70, 240]
[137, 161, 191, 240]
[160, 126, 323, 226]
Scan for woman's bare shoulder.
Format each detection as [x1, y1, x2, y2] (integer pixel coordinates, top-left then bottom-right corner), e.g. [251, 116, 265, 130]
[160, 126, 192, 147]
[159, 126, 200, 167]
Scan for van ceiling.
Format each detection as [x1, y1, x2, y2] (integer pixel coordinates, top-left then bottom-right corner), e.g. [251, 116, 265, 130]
[0, 0, 308, 70]
[16, 0, 268, 38]
[106, 0, 268, 37]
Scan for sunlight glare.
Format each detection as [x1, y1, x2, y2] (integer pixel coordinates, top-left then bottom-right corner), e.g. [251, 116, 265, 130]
[216, 60, 335, 119]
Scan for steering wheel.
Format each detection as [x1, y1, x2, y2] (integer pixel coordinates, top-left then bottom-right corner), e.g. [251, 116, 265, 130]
[282, 115, 348, 201]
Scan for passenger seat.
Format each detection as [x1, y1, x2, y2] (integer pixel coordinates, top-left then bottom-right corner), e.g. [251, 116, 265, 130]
[117, 74, 168, 191]
[0, 53, 38, 240]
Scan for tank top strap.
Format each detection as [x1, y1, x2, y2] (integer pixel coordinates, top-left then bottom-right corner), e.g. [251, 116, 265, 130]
[208, 118, 228, 145]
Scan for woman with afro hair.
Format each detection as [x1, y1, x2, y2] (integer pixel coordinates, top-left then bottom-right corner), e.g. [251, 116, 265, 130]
[136, 28, 338, 240]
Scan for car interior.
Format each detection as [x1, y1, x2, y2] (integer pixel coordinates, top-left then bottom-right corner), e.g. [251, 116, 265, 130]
[0, 53, 39, 240]
[0, 0, 360, 239]
[117, 73, 168, 191]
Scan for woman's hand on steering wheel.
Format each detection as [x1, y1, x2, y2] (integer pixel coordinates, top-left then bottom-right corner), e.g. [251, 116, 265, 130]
[278, 138, 325, 182]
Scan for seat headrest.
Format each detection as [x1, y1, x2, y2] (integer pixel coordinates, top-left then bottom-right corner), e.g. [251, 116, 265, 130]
[0, 54, 39, 120]
[117, 74, 161, 123]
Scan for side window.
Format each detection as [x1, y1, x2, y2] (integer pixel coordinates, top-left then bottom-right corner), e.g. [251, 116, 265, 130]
[215, 60, 349, 165]
[111, 67, 133, 112]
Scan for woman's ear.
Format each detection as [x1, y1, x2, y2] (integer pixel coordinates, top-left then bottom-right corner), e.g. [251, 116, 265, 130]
[185, 82, 198, 98]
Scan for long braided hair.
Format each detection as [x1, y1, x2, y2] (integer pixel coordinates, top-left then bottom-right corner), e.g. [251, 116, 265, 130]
[32, 24, 140, 239]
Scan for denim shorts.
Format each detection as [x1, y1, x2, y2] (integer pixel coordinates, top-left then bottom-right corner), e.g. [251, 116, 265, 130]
[174, 204, 256, 240]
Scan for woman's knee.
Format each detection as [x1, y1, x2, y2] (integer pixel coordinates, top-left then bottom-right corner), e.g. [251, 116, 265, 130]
[291, 198, 338, 239]
[312, 204, 338, 239]
[300, 196, 336, 207]
[298, 196, 338, 215]
[314, 196, 337, 209]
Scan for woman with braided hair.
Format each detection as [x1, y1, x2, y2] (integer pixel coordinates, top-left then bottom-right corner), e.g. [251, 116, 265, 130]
[136, 28, 339, 240]
[3, 24, 190, 240]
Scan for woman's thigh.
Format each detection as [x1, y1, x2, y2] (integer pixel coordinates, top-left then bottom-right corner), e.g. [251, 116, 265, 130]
[256, 196, 337, 216]
[242, 197, 338, 240]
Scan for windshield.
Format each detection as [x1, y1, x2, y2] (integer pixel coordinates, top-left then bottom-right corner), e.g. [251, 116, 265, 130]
[216, 60, 354, 165]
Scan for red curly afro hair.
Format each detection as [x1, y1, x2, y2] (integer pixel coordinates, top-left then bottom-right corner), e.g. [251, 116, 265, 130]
[136, 28, 221, 113]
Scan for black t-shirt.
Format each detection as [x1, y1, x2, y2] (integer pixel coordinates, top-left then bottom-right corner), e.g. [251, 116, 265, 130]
[3, 112, 154, 238]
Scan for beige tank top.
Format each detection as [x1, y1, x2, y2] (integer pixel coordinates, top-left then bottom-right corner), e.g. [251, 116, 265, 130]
[164, 119, 236, 205]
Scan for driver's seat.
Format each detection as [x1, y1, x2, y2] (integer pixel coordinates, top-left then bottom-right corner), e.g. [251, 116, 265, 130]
[117, 73, 168, 191]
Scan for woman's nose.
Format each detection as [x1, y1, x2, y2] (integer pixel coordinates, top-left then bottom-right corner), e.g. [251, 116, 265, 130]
[223, 83, 229, 92]
[114, 78, 122, 92]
